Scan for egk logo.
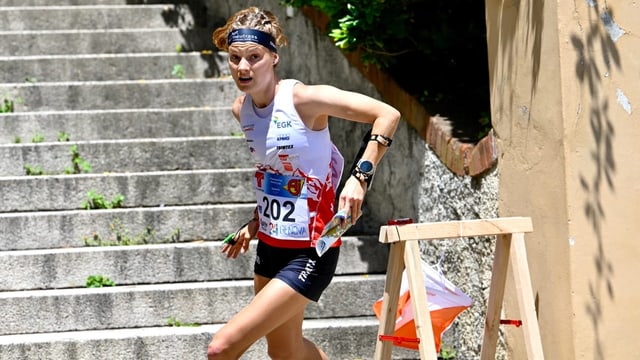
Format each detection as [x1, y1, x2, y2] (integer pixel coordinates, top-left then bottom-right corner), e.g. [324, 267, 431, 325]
[272, 115, 292, 129]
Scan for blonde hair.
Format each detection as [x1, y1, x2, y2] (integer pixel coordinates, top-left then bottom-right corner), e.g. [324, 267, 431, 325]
[212, 7, 288, 52]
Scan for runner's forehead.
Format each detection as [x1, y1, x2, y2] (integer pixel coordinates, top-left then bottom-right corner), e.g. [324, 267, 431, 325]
[228, 42, 266, 53]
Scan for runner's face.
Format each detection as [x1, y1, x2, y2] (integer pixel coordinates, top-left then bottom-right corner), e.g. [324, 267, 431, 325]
[228, 43, 276, 91]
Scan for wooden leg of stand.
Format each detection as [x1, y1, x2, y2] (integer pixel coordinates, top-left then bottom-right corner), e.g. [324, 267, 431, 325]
[510, 232, 545, 359]
[374, 241, 406, 360]
[481, 233, 512, 360]
[404, 240, 439, 360]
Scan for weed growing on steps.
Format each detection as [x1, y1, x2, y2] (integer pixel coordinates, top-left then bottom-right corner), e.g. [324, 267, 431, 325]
[24, 164, 44, 176]
[82, 190, 124, 210]
[166, 317, 200, 327]
[85, 274, 116, 288]
[31, 133, 45, 143]
[83, 218, 181, 246]
[171, 64, 185, 79]
[57, 131, 70, 142]
[1, 95, 22, 113]
[22, 133, 93, 175]
[65, 144, 92, 174]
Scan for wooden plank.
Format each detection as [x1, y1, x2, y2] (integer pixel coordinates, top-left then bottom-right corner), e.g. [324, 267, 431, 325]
[510, 232, 545, 359]
[480, 233, 512, 360]
[379, 217, 533, 243]
[374, 241, 406, 360]
[404, 240, 439, 360]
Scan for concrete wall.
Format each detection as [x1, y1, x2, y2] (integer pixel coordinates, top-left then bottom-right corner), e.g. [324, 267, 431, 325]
[486, 0, 640, 358]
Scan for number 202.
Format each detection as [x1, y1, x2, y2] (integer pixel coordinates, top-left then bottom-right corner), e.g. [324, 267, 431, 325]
[261, 197, 295, 222]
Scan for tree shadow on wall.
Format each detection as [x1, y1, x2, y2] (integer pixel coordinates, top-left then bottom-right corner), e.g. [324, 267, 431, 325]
[571, 3, 620, 360]
[127, 0, 228, 78]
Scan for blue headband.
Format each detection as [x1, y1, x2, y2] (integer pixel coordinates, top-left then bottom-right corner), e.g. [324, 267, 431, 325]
[228, 28, 278, 53]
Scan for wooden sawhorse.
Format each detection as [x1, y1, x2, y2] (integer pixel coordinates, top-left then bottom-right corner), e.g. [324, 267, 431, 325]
[374, 217, 544, 360]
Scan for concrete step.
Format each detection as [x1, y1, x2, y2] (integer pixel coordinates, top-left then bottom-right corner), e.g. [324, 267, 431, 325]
[0, 236, 387, 291]
[0, 107, 238, 144]
[1, 0, 178, 6]
[0, 136, 252, 176]
[0, 28, 214, 56]
[0, 318, 420, 360]
[0, 237, 387, 291]
[0, 275, 386, 335]
[0, 168, 255, 212]
[0, 53, 229, 83]
[0, 79, 240, 112]
[0, 203, 256, 251]
[0, 5, 184, 31]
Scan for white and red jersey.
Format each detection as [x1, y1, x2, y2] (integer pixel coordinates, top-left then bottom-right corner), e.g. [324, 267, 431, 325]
[240, 79, 344, 248]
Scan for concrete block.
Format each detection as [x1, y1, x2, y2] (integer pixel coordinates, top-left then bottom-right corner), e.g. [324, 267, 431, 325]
[0, 275, 386, 335]
[0, 79, 241, 112]
[0, 107, 238, 144]
[0, 168, 255, 212]
[0, 236, 388, 291]
[0, 136, 252, 176]
[0, 204, 256, 251]
[0, 52, 230, 83]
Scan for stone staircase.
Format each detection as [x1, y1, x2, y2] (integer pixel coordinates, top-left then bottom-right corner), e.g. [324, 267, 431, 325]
[0, 1, 417, 359]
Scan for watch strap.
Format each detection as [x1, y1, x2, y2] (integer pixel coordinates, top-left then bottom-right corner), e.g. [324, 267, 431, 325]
[369, 134, 393, 147]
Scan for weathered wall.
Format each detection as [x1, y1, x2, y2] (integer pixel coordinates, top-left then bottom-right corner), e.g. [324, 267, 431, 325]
[486, 0, 640, 358]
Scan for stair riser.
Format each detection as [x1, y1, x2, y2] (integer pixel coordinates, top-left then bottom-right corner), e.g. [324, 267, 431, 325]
[0, 80, 241, 112]
[0, 169, 255, 212]
[0, 276, 386, 335]
[0, 107, 237, 144]
[0, 137, 252, 176]
[0, 237, 387, 291]
[0, 5, 187, 31]
[0, 53, 230, 83]
[0, 320, 419, 360]
[0, 29, 214, 56]
[1, 0, 137, 5]
[0, 204, 255, 251]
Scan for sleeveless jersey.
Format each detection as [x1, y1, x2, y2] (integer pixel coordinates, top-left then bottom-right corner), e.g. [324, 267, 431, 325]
[240, 79, 344, 248]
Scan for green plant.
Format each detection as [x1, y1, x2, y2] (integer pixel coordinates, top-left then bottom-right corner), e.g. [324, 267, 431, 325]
[24, 164, 44, 176]
[1, 95, 23, 113]
[438, 344, 456, 360]
[171, 64, 185, 79]
[175, 43, 183, 53]
[281, 0, 492, 143]
[64, 144, 92, 174]
[1, 98, 14, 113]
[24, 76, 37, 83]
[57, 131, 70, 142]
[31, 133, 45, 143]
[14, 136, 21, 144]
[166, 317, 200, 327]
[86, 274, 116, 288]
[82, 218, 181, 246]
[82, 190, 124, 210]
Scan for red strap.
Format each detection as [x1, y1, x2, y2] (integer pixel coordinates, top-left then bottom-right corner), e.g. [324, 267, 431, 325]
[379, 335, 420, 345]
[500, 319, 523, 327]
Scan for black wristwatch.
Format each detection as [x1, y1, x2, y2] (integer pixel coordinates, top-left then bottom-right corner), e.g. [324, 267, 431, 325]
[351, 159, 375, 189]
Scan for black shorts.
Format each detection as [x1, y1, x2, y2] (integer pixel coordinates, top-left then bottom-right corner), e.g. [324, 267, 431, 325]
[254, 241, 340, 302]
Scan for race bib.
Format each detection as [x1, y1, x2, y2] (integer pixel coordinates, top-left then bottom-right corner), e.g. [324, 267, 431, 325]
[254, 171, 310, 241]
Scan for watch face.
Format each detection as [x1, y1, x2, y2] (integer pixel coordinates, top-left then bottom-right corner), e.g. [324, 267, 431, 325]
[358, 160, 374, 173]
